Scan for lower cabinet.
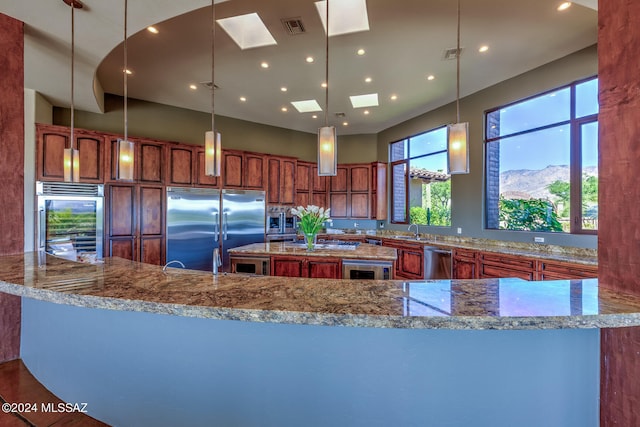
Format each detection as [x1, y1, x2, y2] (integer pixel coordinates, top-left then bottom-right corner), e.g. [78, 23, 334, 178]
[452, 248, 478, 279]
[105, 184, 165, 266]
[271, 256, 341, 279]
[538, 260, 598, 281]
[382, 240, 424, 279]
[479, 252, 536, 281]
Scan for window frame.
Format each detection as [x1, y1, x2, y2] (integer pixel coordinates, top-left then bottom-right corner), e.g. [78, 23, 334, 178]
[484, 75, 598, 235]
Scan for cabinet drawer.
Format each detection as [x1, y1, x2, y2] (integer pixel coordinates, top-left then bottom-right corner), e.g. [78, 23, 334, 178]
[453, 248, 476, 261]
[481, 252, 535, 270]
[480, 263, 535, 281]
[539, 261, 598, 280]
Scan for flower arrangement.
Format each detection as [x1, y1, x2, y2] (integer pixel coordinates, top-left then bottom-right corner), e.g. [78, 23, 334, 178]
[290, 205, 332, 250]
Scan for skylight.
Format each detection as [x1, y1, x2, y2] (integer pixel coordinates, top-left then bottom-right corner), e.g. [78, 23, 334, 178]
[217, 13, 277, 50]
[349, 93, 379, 108]
[291, 100, 323, 113]
[315, 0, 370, 36]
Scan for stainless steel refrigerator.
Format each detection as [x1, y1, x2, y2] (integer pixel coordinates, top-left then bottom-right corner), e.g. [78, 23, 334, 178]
[166, 187, 265, 271]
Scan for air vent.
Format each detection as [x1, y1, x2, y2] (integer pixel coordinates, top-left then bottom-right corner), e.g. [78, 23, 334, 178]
[282, 17, 306, 35]
[335, 112, 346, 118]
[443, 47, 463, 60]
[200, 81, 220, 90]
[37, 181, 104, 197]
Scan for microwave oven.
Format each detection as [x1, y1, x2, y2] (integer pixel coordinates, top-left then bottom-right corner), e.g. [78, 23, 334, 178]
[267, 206, 297, 235]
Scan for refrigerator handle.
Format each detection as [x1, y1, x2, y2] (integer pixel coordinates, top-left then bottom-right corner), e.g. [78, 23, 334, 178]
[214, 212, 219, 242]
[38, 208, 46, 250]
[223, 212, 228, 240]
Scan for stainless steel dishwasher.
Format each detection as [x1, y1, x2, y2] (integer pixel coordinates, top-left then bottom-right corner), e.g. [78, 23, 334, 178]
[423, 246, 452, 279]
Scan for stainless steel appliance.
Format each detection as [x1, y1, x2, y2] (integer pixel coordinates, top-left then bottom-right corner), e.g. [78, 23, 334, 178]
[230, 255, 270, 275]
[266, 205, 297, 241]
[166, 187, 265, 272]
[36, 181, 104, 260]
[342, 260, 393, 280]
[423, 246, 452, 279]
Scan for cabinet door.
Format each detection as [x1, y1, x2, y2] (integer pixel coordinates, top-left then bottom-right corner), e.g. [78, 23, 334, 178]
[139, 186, 163, 236]
[308, 260, 341, 279]
[295, 191, 310, 208]
[399, 247, 424, 279]
[329, 193, 348, 218]
[330, 166, 348, 192]
[350, 164, 370, 192]
[140, 236, 164, 266]
[350, 193, 369, 218]
[139, 141, 164, 184]
[296, 162, 311, 192]
[38, 128, 67, 181]
[76, 133, 104, 182]
[168, 147, 194, 185]
[311, 192, 328, 208]
[538, 261, 598, 280]
[267, 158, 281, 204]
[453, 258, 477, 279]
[108, 237, 136, 261]
[222, 151, 243, 188]
[195, 149, 220, 187]
[281, 158, 296, 204]
[108, 185, 136, 237]
[312, 165, 328, 192]
[244, 153, 266, 189]
[271, 257, 304, 277]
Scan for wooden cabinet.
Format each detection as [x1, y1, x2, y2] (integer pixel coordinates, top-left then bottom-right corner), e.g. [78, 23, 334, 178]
[295, 161, 328, 208]
[267, 156, 296, 204]
[167, 146, 194, 186]
[36, 124, 105, 183]
[327, 163, 382, 219]
[538, 260, 598, 281]
[222, 150, 267, 190]
[194, 147, 220, 187]
[271, 256, 341, 278]
[479, 252, 536, 280]
[222, 150, 243, 188]
[371, 162, 387, 220]
[106, 136, 165, 184]
[244, 152, 267, 190]
[382, 239, 424, 279]
[452, 248, 478, 279]
[105, 184, 165, 266]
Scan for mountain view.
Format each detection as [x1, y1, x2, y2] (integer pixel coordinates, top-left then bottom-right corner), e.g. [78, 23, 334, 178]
[500, 165, 598, 200]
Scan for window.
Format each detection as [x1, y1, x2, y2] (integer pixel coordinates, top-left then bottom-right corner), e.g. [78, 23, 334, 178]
[485, 77, 598, 233]
[390, 127, 451, 226]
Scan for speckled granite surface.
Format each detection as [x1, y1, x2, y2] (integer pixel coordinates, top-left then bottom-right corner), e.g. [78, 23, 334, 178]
[228, 242, 397, 260]
[0, 252, 636, 330]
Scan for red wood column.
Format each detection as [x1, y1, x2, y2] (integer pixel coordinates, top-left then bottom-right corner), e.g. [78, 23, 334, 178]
[598, 0, 640, 425]
[0, 13, 24, 362]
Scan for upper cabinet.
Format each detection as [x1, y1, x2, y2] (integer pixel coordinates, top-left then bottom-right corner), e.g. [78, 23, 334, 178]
[295, 161, 327, 208]
[222, 150, 267, 190]
[267, 156, 296, 205]
[105, 135, 166, 184]
[36, 124, 105, 183]
[329, 163, 381, 219]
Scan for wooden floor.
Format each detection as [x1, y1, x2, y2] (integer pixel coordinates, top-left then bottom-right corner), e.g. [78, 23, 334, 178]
[0, 359, 109, 427]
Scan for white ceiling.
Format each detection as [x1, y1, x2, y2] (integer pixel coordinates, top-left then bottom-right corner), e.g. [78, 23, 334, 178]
[1, 0, 597, 135]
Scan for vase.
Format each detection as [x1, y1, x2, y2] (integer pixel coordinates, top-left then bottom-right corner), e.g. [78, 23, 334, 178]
[304, 232, 317, 251]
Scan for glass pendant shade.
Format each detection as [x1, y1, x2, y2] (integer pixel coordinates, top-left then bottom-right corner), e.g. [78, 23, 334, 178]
[63, 148, 79, 182]
[318, 126, 337, 176]
[205, 130, 221, 176]
[116, 138, 135, 180]
[447, 122, 469, 174]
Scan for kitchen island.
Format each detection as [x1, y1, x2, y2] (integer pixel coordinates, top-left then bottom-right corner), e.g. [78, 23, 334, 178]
[2, 252, 639, 426]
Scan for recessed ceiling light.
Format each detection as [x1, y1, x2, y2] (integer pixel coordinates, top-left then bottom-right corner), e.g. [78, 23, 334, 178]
[281, 87, 288, 92]
[479, 45, 489, 53]
[342, 122, 349, 126]
[557, 2, 572, 11]
[365, 77, 372, 83]
[315, 0, 370, 36]
[357, 48, 365, 56]
[427, 75, 435, 81]
[123, 69, 132, 75]
[147, 26, 159, 34]
[189, 84, 197, 90]
[390, 94, 398, 101]
[321, 82, 328, 88]
[350, 93, 379, 108]
[312, 114, 318, 119]
[291, 100, 322, 113]
[364, 110, 370, 115]
[240, 96, 247, 102]
[281, 107, 288, 112]
[306, 56, 314, 63]
[217, 13, 277, 50]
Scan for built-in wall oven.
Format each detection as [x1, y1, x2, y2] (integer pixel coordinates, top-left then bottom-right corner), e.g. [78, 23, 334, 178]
[266, 205, 297, 241]
[36, 181, 104, 261]
[342, 260, 393, 280]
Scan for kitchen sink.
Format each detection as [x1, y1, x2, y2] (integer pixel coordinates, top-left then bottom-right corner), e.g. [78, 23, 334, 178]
[391, 235, 419, 240]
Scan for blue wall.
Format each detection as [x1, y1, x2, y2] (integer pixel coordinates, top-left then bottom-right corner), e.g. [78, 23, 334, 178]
[21, 298, 599, 427]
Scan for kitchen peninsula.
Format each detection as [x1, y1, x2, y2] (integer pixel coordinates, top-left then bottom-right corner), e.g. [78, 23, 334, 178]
[2, 252, 640, 426]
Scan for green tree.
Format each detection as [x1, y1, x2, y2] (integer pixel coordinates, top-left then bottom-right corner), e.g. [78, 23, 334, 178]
[429, 180, 451, 226]
[547, 180, 570, 217]
[499, 197, 563, 232]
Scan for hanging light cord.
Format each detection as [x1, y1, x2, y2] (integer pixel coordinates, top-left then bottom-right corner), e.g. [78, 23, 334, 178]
[324, 0, 329, 128]
[70, 2, 75, 150]
[211, 0, 215, 134]
[123, 0, 128, 142]
[456, 0, 461, 123]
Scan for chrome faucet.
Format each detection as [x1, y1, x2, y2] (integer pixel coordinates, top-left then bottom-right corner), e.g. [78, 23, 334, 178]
[408, 223, 420, 239]
[212, 248, 222, 276]
[163, 260, 185, 272]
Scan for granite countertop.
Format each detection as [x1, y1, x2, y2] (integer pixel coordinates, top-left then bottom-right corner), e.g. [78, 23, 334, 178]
[228, 242, 397, 261]
[1, 252, 637, 330]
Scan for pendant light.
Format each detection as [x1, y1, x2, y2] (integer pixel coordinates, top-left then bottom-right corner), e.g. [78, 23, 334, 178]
[317, 0, 337, 176]
[205, 0, 221, 177]
[447, 0, 469, 175]
[63, 0, 83, 183]
[116, 0, 135, 180]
